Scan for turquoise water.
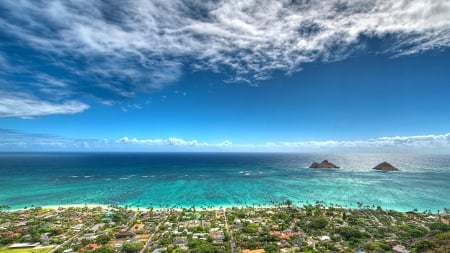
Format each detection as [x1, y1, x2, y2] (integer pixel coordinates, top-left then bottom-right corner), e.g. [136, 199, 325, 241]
[0, 152, 449, 211]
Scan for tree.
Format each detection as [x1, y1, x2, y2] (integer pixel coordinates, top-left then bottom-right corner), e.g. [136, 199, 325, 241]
[243, 222, 259, 234]
[413, 240, 434, 253]
[121, 242, 142, 253]
[285, 199, 292, 208]
[429, 221, 450, 234]
[309, 217, 328, 229]
[336, 226, 368, 241]
[95, 234, 111, 245]
[93, 245, 115, 253]
[0, 205, 10, 212]
[264, 243, 278, 253]
[188, 239, 220, 253]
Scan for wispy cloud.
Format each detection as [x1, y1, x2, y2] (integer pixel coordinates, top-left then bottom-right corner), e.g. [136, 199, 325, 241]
[117, 133, 450, 152]
[253, 133, 450, 152]
[0, 0, 449, 116]
[2, 129, 449, 153]
[116, 136, 231, 147]
[0, 92, 89, 118]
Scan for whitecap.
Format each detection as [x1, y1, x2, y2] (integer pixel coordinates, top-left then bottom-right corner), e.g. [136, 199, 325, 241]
[119, 177, 129, 180]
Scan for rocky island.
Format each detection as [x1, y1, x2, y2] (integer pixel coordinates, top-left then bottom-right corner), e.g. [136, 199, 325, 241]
[373, 161, 399, 171]
[309, 160, 340, 169]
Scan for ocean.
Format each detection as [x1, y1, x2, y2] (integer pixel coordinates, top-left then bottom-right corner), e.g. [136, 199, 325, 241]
[0, 152, 449, 212]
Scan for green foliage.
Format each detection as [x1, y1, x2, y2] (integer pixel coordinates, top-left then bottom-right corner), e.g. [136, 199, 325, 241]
[399, 224, 427, 238]
[243, 222, 259, 234]
[193, 226, 205, 233]
[264, 243, 278, 253]
[188, 239, 221, 253]
[309, 217, 328, 229]
[223, 231, 230, 242]
[0, 237, 13, 246]
[413, 240, 434, 253]
[412, 232, 450, 253]
[432, 231, 450, 247]
[336, 226, 367, 241]
[284, 199, 292, 207]
[121, 242, 143, 253]
[95, 234, 111, 245]
[346, 216, 358, 226]
[236, 211, 246, 219]
[429, 221, 450, 233]
[92, 245, 115, 253]
[366, 241, 390, 252]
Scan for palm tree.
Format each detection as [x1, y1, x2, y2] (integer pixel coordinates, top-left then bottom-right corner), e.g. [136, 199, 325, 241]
[357, 202, 363, 209]
[285, 199, 292, 208]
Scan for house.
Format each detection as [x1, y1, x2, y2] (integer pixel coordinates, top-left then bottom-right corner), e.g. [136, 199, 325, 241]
[277, 240, 291, 248]
[152, 247, 167, 253]
[116, 231, 136, 239]
[270, 230, 300, 240]
[82, 243, 102, 251]
[209, 229, 225, 244]
[0, 222, 11, 229]
[318, 235, 331, 241]
[192, 233, 207, 239]
[82, 233, 97, 240]
[393, 245, 411, 253]
[173, 236, 188, 246]
[72, 224, 83, 231]
[252, 217, 263, 223]
[89, 223, 105, 232]
[8, 242, 40, 248]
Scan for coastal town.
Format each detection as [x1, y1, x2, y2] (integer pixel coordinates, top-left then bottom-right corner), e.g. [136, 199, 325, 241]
[0, 203, 449, 253]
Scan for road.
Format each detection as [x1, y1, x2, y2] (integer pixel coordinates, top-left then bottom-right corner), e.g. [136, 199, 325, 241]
[139, 214, 168, 253]
[48, 232, 80, 253]
[222, 209, 236, 253]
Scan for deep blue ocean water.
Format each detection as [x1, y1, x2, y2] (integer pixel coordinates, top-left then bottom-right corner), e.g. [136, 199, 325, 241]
[0, 152, 449, 211]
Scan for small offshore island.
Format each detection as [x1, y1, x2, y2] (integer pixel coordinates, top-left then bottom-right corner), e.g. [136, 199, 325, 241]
[372, 162, 400, 172]
[309, 160, 340, 169]
[0, 203, 449, 253]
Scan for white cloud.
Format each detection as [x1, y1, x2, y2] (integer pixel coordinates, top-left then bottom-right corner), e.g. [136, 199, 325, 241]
[117, 136, 206, 147]
[243, 133, 450, 152]
[0, 92, 89, 118]
[113, 133, 450, 152]
[1, 129, 450, 152]
[0, 0, 449, 94]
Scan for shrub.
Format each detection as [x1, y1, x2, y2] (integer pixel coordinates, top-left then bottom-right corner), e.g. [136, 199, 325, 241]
[336, 227, 368, 241]
[309, 217, 328, 229]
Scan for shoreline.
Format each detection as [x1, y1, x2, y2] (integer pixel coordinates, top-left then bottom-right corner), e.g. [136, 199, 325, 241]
[6, 202, 445, 215]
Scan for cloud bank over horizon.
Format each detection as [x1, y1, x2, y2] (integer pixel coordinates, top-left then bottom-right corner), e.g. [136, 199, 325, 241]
[1, 129, 450, 153]
[1, 0, 450, 117]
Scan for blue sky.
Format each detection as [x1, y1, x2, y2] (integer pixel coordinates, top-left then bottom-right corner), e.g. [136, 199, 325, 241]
[1, 0, 450, 152]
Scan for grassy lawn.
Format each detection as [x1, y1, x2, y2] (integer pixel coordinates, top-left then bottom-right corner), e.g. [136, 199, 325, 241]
[0, 246, 53, 253]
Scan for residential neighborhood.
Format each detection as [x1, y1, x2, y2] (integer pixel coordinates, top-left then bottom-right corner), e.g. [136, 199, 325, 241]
[0, 203, 449, 253]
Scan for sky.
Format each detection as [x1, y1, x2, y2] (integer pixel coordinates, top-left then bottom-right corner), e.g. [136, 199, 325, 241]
[0, 0, 450, 152]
